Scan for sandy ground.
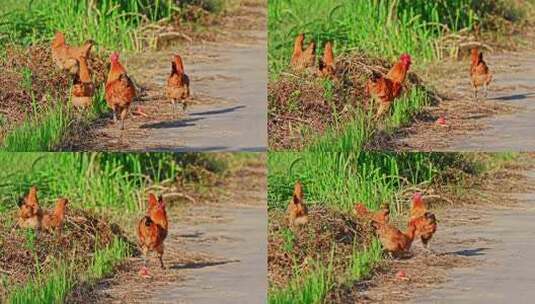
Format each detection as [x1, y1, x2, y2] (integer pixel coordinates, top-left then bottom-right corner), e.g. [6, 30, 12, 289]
[71, 4, 267, 152]
[390, 51, 535, 151]
[78, 161, 267, 304]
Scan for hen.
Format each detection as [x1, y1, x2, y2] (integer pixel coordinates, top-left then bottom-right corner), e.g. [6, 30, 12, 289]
[470, 48, 492, 100]
[317, 41, 335, 77]
[105, 52, 136, 130]
[41, 198, 69, 233]
[137, 194, 168, 276]
[71, 55, 95, 109]
[51, 32, 94, 75]
[354, 202, 390, 225]
[287, 181, 308, 226]
[166, 54, 190, 111]
[290, 33, 316, 72]
[17, 186, 43, 229]
[365, 54, 412, 118]
[373, 219, 418, 257]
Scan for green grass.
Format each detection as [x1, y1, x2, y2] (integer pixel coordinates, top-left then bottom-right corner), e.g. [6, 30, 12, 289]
[268, 152, 457, 212]
[305, 88, 430, 152]
[1, 88, 108, 152]
[269, 240, 383, 304]
[0, 0, 228, 52]
[6, 237, 130, 304]
[268, 0, 477, 76]
[0, 152, 228, 214]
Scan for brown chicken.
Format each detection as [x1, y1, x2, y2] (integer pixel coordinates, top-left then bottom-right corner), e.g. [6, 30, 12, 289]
[411, 212, 437, 250]
[17, 187, 68, 233]
[287, 181, 308, 226]
[166, 54, 190, 111]
[51, 32, 94, 75]
[365, 54, 412, 118]
[354, 202, 390, 225]
[317, 42, 335, 77]
[137, 194, 168, 274]
[105, 52, 136, 130]
[41, 198, 69, 233]
[17, 186, 43, 229]
[290, 33, 316, 72]
[373, 220, 417, 257]
[71, 55, 95, 109]
[409, 192, 437, 250]
[470, 48, 492, 100]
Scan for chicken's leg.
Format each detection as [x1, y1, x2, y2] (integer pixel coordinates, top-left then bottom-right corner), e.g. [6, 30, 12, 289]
[484, 83, 489, 98]
[156, 244, 165, 269]
[120, 108, 128, 130]
[112, 110, 118, 124]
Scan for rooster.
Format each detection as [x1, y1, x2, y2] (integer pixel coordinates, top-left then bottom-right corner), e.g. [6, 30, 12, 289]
[51, 32, 94, 75]
[317, 41, 335, 77]
[470, 48, 492, 101]
[290, 33, 316, 72]
[105, 52, 136, 130]
[71, 55, 95, 109]
[137, 194, 168, 277]
[409, 192, 437, 251]
[166, 54, 190, 111]
[287, 181, 308, 226]
[365, 54, 412, 118]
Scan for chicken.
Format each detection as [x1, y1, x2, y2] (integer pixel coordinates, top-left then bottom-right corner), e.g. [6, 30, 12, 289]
[386, 53, 412, 84]
[409, 192, 438, 250]
[41, 198, 69, 233]
[287, 181, 308, 226]
[17, 186, 43, 229]
[137, 194, 168, 274]
[317, 42, 335, 77]
[411, 212, 437, 250]
[409, 192, 426, 220]
[51, 32, 94, 75]
[105, 52, 136, 130]
[166, 54, 190, 111]
[290, 33, 316, 72]
[365, 54, 412, 118]
[470, 48, 492, 100]
[17, 187, 68, 234]
[354, 202, 390, 225]
[71, 55, 95, 109]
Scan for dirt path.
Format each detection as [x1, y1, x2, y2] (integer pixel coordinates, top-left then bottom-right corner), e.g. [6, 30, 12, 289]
[72, 4, 267, 152]
[390, 51, 535, 151]
[334, 163, 535, 303]
[80, 162, 267, 304]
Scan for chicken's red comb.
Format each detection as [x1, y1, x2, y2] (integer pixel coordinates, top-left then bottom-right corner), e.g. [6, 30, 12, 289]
[412, 192, 423, 201]
[400, 53, 412, 64]
[110, 52, 120, 62]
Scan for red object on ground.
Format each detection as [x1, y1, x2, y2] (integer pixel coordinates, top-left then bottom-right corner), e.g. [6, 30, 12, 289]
[395, 270, 408, 280]
[138, 266, 151, 278]
[436, 115, 447, 126]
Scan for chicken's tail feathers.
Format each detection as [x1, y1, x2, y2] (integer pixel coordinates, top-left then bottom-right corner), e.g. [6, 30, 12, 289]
[354, 203, 369, 217]
[293, 181, 304, 204]
[324, 42, 334, 65]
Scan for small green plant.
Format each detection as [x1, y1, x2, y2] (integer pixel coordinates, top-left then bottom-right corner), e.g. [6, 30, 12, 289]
[281, 228, 296, 253]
